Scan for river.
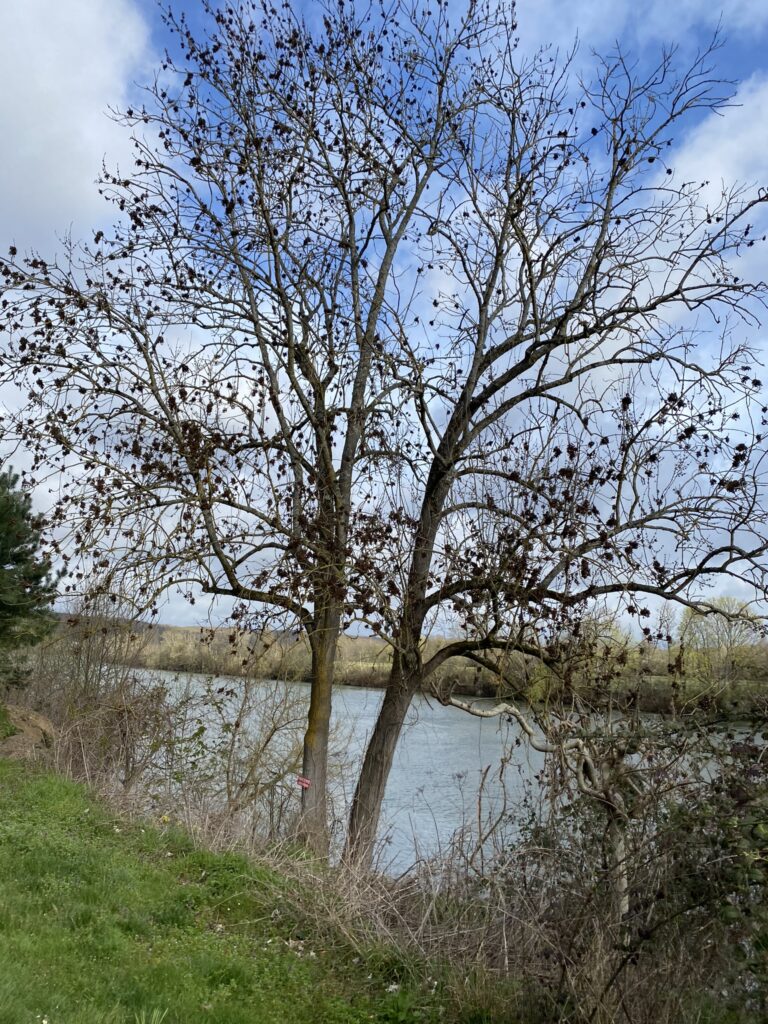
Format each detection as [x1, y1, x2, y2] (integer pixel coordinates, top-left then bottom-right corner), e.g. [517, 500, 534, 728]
[161, 672, 757, 872]
[326, 684, 548, 871]
[167, 673, 545, 872]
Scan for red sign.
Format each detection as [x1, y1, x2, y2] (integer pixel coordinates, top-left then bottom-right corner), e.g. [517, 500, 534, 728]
[297, 775, 311, 790]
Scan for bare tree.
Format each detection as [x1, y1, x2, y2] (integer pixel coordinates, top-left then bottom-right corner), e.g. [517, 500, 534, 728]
[0, 0, 508, 849]
[1, 1, 767, 864]
[679, 595, 761, 688]
[344, 41, 768, 861]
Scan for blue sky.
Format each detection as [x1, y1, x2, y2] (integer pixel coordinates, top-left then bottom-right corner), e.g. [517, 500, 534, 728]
[2, 0, 767, 253]
[1, 0, 767, 625]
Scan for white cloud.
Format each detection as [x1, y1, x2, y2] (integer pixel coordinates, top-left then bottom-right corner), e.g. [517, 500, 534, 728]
[673, 73, 768, 194]
[634, 0, 768, 41]
[0, 0, 152, 253]
[670, 73, 768, 293]
[515, 0, 768, 59]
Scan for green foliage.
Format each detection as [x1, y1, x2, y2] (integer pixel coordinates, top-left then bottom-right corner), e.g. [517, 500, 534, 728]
[0, 761, 445, 1024]
[0, 703, 16, 740]
[500, 721, 768, 1023]
[0, 466, 56, 686]
[659, 735, 768, 1014]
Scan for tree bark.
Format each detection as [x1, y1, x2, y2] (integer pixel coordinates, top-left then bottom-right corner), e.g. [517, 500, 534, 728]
[345, 474, 451, 866]
[296, 604, 341, 854]
[606, 800, 630, 924]
[345, 657, 419, 865]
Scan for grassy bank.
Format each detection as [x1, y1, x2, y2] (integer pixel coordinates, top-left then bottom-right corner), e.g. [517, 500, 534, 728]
[0, 761, 446, 1024]
[45, 620, 499, 697]
[132, 626, 496, 694]
[133, 626, 768, 714]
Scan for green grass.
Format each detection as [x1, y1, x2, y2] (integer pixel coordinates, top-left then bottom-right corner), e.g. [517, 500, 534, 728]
[0, 761, 441, 1024]
[0, 705, 17, 740]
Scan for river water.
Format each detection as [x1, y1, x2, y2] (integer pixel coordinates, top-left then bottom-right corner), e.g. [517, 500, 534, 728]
[184, 676, 546, 872]
[324, 684, 546, 871]
[162, 671, 545, 870]
[164, 673, 758, 871]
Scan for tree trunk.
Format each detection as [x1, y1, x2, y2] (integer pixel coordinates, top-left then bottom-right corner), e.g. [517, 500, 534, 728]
[297, 606, 341, 855]
[606, 800, 629, 924]
[344, 662, 418, 866]
[345, 469, 449, 867]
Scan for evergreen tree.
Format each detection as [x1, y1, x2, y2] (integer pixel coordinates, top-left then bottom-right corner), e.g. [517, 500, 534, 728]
[0, 467, 56, 684]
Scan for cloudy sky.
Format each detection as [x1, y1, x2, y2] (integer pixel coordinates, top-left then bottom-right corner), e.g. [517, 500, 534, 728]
[1, 0, 767, 623]
[1, 0, 767, 255]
